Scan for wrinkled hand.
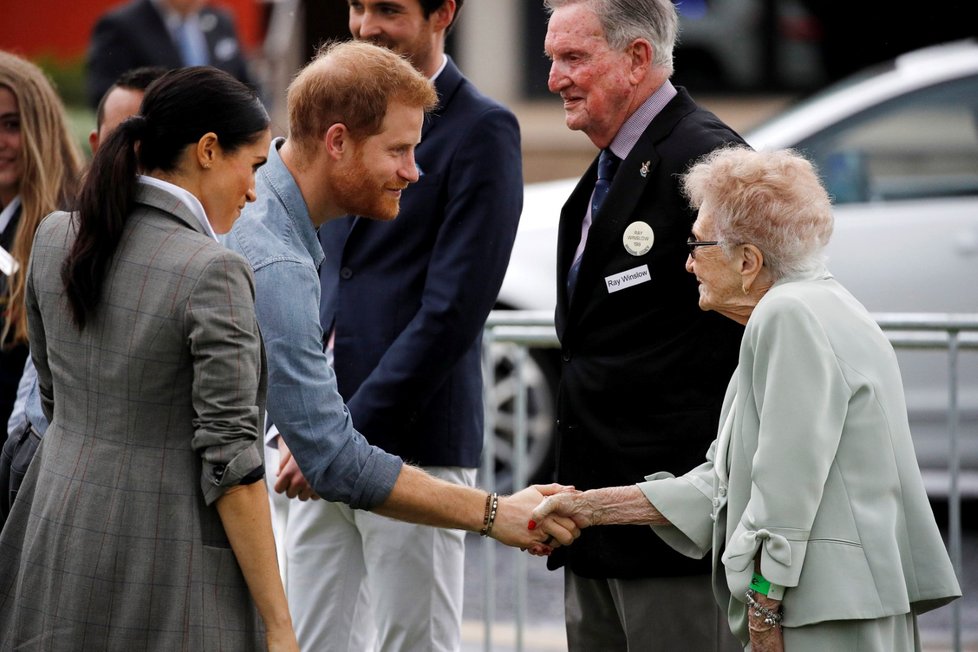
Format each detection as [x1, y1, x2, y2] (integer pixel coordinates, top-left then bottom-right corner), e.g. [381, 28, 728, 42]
[273, 438, 320, 501]
[531, 489, 595, 530]
[491, 483, 580, 551]
[748, 592, 784, 652]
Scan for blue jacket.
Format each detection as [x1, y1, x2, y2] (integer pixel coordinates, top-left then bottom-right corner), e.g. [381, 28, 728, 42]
[319, 57, 523, 468]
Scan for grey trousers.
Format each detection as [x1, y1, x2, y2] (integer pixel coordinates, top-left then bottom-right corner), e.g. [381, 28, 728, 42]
[564, 569, 743, 652]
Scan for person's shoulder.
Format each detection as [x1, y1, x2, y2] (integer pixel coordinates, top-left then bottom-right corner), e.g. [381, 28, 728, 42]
[31, 211, 75, 254]
[223, 203, 305, 274]
[656, 89, 745, 154]
[452, 76, 517, 122]
[96, 0, 147, 25]
[36, 210, 72, 234]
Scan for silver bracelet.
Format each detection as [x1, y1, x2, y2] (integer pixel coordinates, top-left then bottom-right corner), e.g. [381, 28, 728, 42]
[745, 588, 783, 629]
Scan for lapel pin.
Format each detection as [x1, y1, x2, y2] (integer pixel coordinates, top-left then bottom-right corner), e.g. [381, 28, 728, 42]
[640, 161, 650, 178]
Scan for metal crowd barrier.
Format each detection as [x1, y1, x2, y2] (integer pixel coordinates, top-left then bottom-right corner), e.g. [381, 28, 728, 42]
[479, 310, 978, 652]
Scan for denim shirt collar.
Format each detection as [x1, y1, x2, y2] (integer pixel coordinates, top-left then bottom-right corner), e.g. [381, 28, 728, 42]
[260, 137, 324, 269]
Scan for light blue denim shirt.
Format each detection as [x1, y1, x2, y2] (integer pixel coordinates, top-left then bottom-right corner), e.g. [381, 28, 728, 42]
[222, 138, 402, 509]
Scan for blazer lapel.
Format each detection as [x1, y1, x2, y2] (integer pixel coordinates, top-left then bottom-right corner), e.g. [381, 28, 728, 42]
[555, 159, 598, 338]
[562, 90, 700, 326]
[422, 57, 463, 140]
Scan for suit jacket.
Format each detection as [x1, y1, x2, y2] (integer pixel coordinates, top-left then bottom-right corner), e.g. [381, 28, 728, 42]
[86, 0, 254, 107]
[550, 88, 745, 578]
[642, 272, 961, 644]
[318, 57, 522, 467]
[0, 186, 267, 650]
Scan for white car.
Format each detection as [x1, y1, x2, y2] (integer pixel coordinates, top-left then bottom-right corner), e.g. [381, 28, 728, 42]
[491, 40, 978, 496]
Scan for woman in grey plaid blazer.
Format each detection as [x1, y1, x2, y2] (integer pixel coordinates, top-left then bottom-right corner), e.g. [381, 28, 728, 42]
[0, 68, 297, 651]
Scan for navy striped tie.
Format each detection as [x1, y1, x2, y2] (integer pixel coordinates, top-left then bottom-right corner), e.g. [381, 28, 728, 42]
[567, 149, 621, 299]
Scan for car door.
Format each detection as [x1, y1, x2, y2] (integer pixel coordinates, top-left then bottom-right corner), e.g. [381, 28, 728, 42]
[790, 73, 978, 492]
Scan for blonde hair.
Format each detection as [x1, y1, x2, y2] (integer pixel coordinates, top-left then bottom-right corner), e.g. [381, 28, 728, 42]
[0, 50, 83, 344]
[287, 41, 437, 159]
[682, 146, 834, 280]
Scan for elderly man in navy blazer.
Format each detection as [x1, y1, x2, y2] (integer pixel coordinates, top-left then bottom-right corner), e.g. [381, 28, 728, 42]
[86, 0, 254, 108]
[265, 1, 523, 650]
[543, 0, 745, 650]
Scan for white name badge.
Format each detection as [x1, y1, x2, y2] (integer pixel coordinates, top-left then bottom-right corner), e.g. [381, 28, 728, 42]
[605, 264, 650, 294]
[0, 245, 18, 277]
[623, 221, 654, 256]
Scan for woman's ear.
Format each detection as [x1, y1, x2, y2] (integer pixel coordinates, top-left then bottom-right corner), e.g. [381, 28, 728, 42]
[195, 132, 220, 169]
[740, 243, 765, 286]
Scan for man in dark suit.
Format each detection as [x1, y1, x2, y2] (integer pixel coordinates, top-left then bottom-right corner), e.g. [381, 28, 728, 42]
[543, 0, 745, 649]
[265, 1, 523, 649]
[86, 0, 254, 108]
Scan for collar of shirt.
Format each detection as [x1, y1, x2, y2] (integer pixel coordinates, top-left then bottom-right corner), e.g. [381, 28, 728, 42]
[429, 53, 449, 81]
[151, 0, 202, 36]
[0, 196, 21, 235]
[608, 79, 678, 161]
[261, 137, 324, 268]
[137, 175, 219, 242]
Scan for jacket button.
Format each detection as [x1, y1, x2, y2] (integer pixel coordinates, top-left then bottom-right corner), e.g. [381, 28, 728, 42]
[340, 267, 353, 280]
[561, 350, 571, 362]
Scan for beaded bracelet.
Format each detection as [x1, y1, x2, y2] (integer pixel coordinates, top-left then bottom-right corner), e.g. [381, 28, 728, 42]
[745, 588, 783, 630]
[480, 492, 499, 537]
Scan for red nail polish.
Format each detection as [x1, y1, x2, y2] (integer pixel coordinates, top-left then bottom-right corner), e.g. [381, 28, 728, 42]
[528, 520, 537, 530]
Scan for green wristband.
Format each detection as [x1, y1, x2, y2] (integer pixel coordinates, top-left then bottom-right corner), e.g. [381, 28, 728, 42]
[750, 572, 772, 596]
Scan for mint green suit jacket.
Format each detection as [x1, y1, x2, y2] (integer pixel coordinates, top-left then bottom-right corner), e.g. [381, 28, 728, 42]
[639, 271, 960, 644]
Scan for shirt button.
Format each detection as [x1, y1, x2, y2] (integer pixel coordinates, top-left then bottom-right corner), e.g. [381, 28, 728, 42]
[340, 267, 353, 280]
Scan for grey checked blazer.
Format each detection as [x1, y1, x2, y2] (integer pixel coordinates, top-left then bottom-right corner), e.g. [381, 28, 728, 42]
[0, 185, 267, 651]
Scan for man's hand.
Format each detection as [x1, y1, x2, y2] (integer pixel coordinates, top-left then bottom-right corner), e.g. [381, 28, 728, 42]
[273, 437, 320, 501]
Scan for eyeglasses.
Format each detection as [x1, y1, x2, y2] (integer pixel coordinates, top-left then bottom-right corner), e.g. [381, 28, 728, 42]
[687, 236, 720, 259]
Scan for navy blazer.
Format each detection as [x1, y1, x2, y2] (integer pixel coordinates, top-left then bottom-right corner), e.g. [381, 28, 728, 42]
[86, 0, 254, 107]
[549, 88, 746, 579]
[318, 57, 522, 468]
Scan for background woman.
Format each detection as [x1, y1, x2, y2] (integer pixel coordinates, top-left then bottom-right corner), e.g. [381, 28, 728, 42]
[531, 147, 960, 651]
[0, 67, 297, 651]
[0, 51, 82, 426]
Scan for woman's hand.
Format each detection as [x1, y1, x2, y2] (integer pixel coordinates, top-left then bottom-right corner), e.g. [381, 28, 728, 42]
[747, 591, 784, 652]
[531, 485, 669, 529]
[266, 624, 300, 652]
[491, 483, 581, 550]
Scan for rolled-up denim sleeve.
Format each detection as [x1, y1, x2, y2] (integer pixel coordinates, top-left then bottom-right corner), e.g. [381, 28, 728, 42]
[255, 259, 402, 509]
[187, 253, 265, 506]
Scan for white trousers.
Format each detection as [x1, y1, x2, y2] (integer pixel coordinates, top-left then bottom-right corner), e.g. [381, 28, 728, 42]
[267, 444, 475, 652]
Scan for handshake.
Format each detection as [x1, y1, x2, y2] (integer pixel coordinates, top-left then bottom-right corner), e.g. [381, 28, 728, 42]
[272, 436, 602, 554]
[484, 483, 584, 555]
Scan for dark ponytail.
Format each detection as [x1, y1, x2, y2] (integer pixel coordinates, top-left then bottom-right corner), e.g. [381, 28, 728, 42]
[62, 117, 143, 329]
[61, 67, 269, 329]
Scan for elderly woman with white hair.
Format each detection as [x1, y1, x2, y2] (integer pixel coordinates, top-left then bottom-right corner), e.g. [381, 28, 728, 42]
[531, 146, 960, 651]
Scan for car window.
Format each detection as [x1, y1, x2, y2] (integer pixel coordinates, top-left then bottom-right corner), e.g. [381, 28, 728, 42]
[795, 74, 978, 204]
